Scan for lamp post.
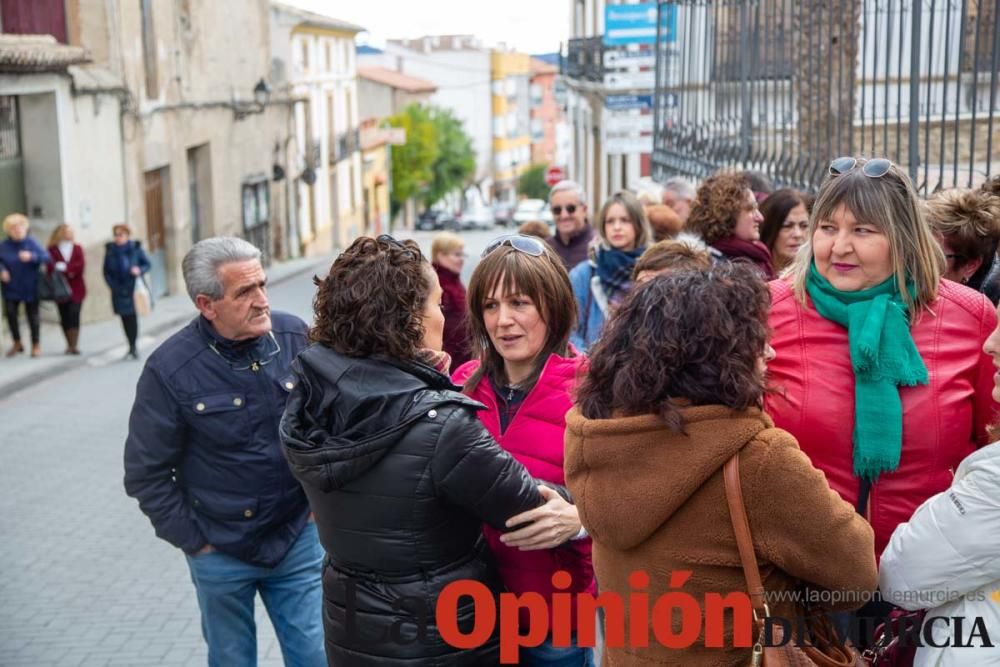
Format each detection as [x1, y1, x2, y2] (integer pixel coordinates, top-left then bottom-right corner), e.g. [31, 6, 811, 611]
[253, 78, 271, 107]
[234, 78, 272, 121]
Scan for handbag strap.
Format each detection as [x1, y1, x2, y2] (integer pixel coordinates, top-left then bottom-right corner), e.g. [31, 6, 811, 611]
[723, 453, 769, 619]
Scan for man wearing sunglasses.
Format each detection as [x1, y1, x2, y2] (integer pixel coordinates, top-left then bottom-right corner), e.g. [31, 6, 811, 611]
[124, 237, 325, 667]
[547, 179, 595, 270]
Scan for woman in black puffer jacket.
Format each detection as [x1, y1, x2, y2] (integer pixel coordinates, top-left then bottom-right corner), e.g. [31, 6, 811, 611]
[280, 236, 551, 666]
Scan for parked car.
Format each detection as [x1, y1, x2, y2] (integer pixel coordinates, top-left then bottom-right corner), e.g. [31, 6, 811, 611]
[512, 199, 553, 226]
[416, 209, 446, 231]
[455, 207, 495, 231]
[492, 202, 514, 227]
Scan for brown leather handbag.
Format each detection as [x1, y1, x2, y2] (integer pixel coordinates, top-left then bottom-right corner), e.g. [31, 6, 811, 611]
[723, 453, 865, 667]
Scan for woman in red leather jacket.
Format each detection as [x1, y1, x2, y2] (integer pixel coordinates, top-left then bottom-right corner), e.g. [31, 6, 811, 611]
[765, 157, 997, 565]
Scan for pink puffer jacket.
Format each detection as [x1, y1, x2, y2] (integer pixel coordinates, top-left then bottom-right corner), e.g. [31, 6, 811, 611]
[453, 352, 596, 627]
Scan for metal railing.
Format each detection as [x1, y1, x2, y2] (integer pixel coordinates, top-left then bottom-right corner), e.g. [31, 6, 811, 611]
[652, 0, 999, 194]
[0, 96, 20, 160]
[329, 128, 361, 164]
[564, 37, 605, 83]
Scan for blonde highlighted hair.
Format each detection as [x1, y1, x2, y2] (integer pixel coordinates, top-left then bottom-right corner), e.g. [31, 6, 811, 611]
[3, 213, 28, 235]
[787, 159, 943, 315]
[926, 188, 1000, 287]
[48, 223, 73, 246]
[430, 231, 464, 263]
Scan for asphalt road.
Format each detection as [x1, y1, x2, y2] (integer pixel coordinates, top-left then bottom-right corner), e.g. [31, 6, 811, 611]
[0, 227, 499, 666]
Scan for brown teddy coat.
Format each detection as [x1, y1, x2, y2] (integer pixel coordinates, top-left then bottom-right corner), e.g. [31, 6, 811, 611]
[564, 404, 878, 666]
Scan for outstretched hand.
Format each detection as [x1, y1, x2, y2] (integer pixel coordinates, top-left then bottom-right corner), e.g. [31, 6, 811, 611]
[500, 484, 581, 551]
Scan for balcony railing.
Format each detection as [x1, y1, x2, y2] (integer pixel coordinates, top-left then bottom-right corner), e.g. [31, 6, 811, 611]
[563, 36, 604, 83]
[329, 128, 361, 164]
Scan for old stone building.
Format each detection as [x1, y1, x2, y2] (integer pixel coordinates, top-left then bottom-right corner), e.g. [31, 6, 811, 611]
[1, 0, 296, 319]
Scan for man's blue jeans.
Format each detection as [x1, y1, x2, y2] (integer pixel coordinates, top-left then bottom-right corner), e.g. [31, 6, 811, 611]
[186, 521, 326, 667]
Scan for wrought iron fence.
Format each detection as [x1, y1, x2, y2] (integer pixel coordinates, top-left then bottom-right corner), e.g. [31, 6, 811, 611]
[651, 0, 1000, 194]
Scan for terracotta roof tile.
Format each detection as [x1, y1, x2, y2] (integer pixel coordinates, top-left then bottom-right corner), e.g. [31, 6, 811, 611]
[357, 67, 438, 94]
[0, 34, 89, 73]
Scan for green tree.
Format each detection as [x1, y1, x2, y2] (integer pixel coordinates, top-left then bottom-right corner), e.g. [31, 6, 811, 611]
[518, 163, 551, 200]
[424, 108, 476, 208]
[385, 104, 438, 215]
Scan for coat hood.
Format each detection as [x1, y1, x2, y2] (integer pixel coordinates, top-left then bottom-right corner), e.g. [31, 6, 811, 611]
[564, 404, 772, 550]
[280, 345, 484, 492]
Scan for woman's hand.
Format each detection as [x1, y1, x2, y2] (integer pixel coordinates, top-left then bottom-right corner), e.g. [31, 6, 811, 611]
[0, 270, 9, 283]
[500, 484, 582, 551]
[130, 266, 141, 276]
[17, 250, 32, 263]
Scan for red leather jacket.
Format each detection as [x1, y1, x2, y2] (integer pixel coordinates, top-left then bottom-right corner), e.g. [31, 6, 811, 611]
[765, 279, 997, 558]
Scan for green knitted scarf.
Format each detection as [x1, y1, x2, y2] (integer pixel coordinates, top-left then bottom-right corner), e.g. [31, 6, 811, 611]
[805, 263, 928, 481]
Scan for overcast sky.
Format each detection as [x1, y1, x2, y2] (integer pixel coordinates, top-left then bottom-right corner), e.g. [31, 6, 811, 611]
[281, 0, 570, 55]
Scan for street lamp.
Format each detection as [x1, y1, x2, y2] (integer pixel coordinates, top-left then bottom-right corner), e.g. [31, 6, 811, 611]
[253, 78, 271, 107]
[233, 78, 272, 121]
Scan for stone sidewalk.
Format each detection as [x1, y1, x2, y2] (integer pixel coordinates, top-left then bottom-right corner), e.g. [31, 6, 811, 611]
[0, 253, 333, 399]
[0, 262, 332, 667]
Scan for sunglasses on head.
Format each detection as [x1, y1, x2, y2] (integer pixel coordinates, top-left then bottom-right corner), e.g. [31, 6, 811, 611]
[828, 156, 893, 179]
[376, 234, 419, 258]
[551, 204, 578, 216]
[482, 234, 546, 258]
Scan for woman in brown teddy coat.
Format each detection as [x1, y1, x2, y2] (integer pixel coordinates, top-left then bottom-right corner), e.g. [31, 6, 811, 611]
[565, 262, 878, 666]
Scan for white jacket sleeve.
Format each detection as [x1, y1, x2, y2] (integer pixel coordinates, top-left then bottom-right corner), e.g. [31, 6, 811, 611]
[880, 448, 1000, 611]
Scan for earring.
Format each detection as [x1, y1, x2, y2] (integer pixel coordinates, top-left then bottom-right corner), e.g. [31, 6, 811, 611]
[961, 276, 969, 284]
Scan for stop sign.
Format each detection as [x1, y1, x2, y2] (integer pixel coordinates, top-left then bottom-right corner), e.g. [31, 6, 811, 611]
[544, 165, 565, 187]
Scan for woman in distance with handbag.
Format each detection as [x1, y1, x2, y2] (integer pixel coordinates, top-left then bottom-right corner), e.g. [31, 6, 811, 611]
[564, 262, 877, 665]
[0, 213, 50, 357]
[102, 224, 151, 360]
[47, 224, 86, 355]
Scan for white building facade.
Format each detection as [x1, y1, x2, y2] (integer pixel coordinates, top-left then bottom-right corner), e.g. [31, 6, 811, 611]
[359, 36, 493, 186]
[271, 2, 364, 256]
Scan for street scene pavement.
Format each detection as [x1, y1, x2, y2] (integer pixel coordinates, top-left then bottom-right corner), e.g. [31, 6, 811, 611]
[0, 229, 495, 667]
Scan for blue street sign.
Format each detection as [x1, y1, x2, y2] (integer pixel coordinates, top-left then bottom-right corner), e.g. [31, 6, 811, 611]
[605, 94, 654, 111]
[604, 3, 677, 46]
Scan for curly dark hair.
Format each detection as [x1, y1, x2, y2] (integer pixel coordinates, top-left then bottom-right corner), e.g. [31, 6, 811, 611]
[310, 236, 431, 359]
[575, 262, 771, 429]
[686, 171, 751, 244]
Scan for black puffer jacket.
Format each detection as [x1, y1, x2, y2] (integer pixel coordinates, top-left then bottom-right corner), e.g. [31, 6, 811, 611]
[280, 346, 544, 666]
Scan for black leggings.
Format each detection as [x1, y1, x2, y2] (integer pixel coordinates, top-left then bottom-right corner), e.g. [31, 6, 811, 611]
[57, 301, 82, 331]
[120, 313, 138, 351]
[4, 299, 40, 344]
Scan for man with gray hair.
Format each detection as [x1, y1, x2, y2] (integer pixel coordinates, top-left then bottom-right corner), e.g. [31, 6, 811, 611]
[124, 237, 324, 666]
[547, 179, 594, 270]
[661, 176, 696, 224]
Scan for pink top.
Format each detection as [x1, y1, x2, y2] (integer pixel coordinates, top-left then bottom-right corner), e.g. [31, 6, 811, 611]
[453, 351, 596, 627]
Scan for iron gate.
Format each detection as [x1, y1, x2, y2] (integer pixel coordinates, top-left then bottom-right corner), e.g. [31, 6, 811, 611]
[652, 0, 1000, 194]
